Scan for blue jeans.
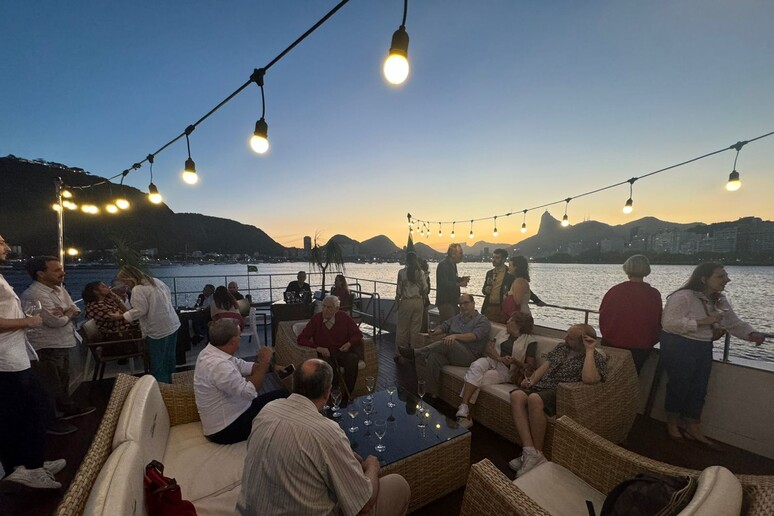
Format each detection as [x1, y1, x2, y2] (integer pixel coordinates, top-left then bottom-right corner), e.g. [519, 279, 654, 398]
[148, 331, 178, 384]
[660, 331, 713, 423]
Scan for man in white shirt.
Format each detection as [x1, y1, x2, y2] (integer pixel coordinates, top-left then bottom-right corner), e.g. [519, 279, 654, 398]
[236, 359, 410, 516]
[193, 319, 289, 444]
[0, 235, 65, 489]
[21, 256, 94, 432]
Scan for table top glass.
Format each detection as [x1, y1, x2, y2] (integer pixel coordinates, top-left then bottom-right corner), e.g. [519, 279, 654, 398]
[328, 388, 469, 466]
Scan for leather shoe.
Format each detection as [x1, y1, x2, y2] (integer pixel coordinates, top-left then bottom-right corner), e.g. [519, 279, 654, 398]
[398, 347, 415, 360]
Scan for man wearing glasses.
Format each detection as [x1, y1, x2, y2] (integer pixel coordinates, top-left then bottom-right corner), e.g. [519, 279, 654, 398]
[399, 294, 490, 399]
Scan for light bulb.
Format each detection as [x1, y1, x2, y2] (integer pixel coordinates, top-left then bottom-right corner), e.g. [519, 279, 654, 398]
[61, 189, 73, 199]
[148, 183, 163, 205]
[469, 230, 474, 239]
[521, 223, 527, 234]
[66, 247, 79, 256]
[623, 198, 634, 214]
[250, 118, 269, 154]
[438, 230, 442, 237]
[115, 198, 130, 210]
[383, 27, 410, 85]
[726, 170, 741, 192]
[450, 230, 455, 239]
[493, 227, 498, 237]
[182, 170, 198, 185]
[52, 203, 62, 212]
[105, 204, 119, 214]
[561, 214, 570, 227]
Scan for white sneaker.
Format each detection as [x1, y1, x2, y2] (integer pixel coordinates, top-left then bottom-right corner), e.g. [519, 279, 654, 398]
[508, 454, 524, 472]
[4, 466, 62, 489]
[455, 403, 469, 419]
[44, 459, 67, 476]
[516, 451, 547, 478]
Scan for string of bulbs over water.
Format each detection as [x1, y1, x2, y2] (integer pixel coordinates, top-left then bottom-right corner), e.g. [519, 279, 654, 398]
[407, 130, 774, 241]
[51, 0, 411, 215]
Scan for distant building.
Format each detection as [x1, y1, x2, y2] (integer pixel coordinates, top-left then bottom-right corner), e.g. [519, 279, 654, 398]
[651, 231, 681, 254]
[600, 236, 625, 253]
[303, 236, 312, 252]
[141, 248, 158, 257]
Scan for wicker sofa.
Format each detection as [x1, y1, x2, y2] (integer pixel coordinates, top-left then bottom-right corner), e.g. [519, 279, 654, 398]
[460, 416, 774, 516]
[415, 322, 639, 455]
[55, 372, 241, 516]
[274, 319, 378, 397]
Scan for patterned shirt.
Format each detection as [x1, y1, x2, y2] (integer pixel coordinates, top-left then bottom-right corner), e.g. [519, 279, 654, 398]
[236, 394, 372, 516]
[534, 342, 608, 391]
[85, 297, 132, 335]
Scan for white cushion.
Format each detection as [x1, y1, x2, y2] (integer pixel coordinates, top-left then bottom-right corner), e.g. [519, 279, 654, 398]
[84, 441, 145, 516]
[191, 486, 242, 516]
[162, 421, 246, 503]
[678, 466, 742, 515]
[292, 322, 307, 336]
[514, 461, 605, 516]
[113, 375, 171, 466]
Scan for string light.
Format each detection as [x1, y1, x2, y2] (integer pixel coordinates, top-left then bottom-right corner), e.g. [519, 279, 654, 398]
[623, 178, 635, 214]
[425, 223, 429, 238]
[561, 198, 571, 227]
[383, 0, 410, 85]
[52, 203, 62, 212]
[492, 216, 498, 237]
[450, 222, 455, 240]
[249, 68, 270, 154]
[438, 223, 442, 237]
[726, 141, 746, 192]
[66, 248, 79, 257]
[181, 128, 199, 185]
[61, 190, 73, 199]
[521, 210, 527, 234]
[147, 155, 163, 205]
[105, 204, 119, 214]
[469, 220, 474, 239]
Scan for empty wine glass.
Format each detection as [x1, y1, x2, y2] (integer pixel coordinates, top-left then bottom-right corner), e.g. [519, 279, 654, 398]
[386, 385, 396, 408]
[23, 300, 42, 316]
[361, 398, 374, 427]
[331, 388, 342, 418]
[347, 404, 360, 433]
[417, 380, 426, 413]
[374, 419, 387, 452]
[416, 403, 427, 429]
[365, 376, 376, 400]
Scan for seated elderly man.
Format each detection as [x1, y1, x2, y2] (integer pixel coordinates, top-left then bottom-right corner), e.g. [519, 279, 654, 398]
[399, 294, 491, 400]
[194, 319, 289, 444]
[237, 359, 410, 516]
[298, 295, 363, 401]
[508, 323, 607, 477]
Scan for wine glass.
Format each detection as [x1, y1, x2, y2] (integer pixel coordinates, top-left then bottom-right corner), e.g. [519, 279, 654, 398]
[23, 300, 42, 316]
[361, 398, 374, 427]
[417, 380, 426, 413]
[374, 419, 387, 452]
[386, 385, 396, 408]
[331, 388, 342, 418]
[416, 403, 427, 429]
[365, 376, 376, 400]
[347, 404, 360, 433]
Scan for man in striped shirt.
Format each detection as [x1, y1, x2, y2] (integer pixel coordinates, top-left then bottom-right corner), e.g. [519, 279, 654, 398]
[236, 359, 410, 516]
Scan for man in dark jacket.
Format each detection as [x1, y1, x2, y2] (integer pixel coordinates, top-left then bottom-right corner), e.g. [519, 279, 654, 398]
[435, 244, 469, 322]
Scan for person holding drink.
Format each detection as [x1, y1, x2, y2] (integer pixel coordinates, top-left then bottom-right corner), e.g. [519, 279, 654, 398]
[436, 244, 469, 322]
[661, 262, 766, 447]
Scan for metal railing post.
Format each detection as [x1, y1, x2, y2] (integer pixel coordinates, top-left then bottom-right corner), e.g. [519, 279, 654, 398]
[722, 332, 731, 362]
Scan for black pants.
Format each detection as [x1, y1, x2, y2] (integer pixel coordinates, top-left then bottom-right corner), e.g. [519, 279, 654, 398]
[205, 388, 289, 445]
[323, 351, 360, 399]
[0, 368, 52, 473]
[33, 347, 76, 413]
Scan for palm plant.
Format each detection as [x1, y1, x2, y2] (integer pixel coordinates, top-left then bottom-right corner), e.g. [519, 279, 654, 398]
[308, 235, 345, 296]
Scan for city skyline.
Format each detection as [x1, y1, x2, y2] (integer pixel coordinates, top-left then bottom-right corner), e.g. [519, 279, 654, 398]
[2, 1, 774, 250]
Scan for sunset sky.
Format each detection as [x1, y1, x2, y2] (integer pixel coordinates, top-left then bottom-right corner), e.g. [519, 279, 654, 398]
[2, 1, 773, 250]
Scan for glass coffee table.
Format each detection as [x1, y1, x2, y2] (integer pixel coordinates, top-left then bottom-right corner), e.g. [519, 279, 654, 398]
[331, 388, 471, 512]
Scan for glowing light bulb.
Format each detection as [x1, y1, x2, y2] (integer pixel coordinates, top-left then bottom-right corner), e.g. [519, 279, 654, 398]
[383, 27, 410, 85]
[521, 223, 527, 234]
[66, 247, 79, 256]
[115, 198, 130, 210]
[726, 170, 741, 192]
[52, 203, 62, 212]
[182, 171, 198, 185]
[561, 214, 570, 227]
[450, 230, 455, 239]
[493, 227, 498, 237]
[250, 118, 269, 154]
[61, 189, 73, 199]
[105, 204, 119, 214]
[64, 201, 77, 210]
[148, 183, 163, 204]
[469, 230, 474, 239]
[623, 198, 634, 214]
[438, 229, 442, 237]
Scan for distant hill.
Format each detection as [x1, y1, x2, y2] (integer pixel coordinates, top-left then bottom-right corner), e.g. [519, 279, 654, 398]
[413, 242, 444, 260]
[360, 235, 401, 257]
[0, 156, 285, 256]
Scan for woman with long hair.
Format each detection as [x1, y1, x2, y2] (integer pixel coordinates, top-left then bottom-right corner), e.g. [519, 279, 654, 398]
[210, 285, 243, 329]
[394, 252, 427, 361]
[330, 274, 353, 313]
[661, 262, 766, 446]
[116, 265, 181, 383]
[82, 281, 136, 337]
[501, 255, 533, 320]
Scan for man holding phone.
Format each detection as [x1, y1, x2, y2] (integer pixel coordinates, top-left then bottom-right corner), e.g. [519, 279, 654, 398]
[194, 319, 290, 444]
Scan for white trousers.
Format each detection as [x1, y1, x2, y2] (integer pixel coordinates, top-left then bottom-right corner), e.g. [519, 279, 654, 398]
[461, 357, 510, 404]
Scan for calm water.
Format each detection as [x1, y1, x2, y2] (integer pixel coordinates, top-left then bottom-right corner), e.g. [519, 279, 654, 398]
[4, 262, 772, 363]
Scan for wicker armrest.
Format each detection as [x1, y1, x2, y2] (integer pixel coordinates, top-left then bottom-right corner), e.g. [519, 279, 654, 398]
[274, 320, 317, 367]
[159, 381, 201, 427]
[460, 459, 551, 516]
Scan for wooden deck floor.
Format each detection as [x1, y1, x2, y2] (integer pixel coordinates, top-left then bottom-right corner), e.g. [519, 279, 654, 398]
[3, 330, 773, 515]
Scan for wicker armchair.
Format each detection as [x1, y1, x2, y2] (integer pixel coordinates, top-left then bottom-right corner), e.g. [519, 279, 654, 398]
[460, 416, 774, 516]
[274, 319, 378, 397]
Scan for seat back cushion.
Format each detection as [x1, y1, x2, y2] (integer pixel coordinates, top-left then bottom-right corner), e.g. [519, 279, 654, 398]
[514, 461, 606, 516]
[292, 321, 307, 336]
[678, 466, 742, 515]
[113, 375, 171, 467]
[84, 441, 146, 516]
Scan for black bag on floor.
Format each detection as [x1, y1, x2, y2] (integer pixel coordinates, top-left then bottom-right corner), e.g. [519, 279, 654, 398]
[599, 473, 696, 516]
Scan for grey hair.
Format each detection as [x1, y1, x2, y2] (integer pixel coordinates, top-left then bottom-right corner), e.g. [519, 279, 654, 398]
[209, 319, 240, 346]
[323, 295, 341, 308]
[623, 255, 651, 278]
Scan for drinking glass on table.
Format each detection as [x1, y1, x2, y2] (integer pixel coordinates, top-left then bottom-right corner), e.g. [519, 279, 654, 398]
[361, 398, 374, 427]
[331, 388, 342, 418]
[365, 376, 376, 400]
[417, 380, 426, 413]
[23, 300, 42, 316]
[386, 385, 396, 408]
[374, 419, 387, 452]
[347, 404, 360, 433]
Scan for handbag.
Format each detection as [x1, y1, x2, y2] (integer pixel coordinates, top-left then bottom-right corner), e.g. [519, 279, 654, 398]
[144, 460, 198, 516]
